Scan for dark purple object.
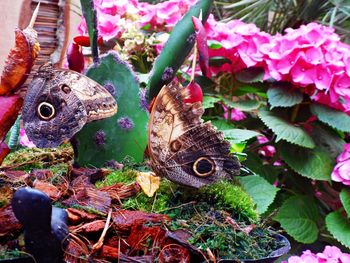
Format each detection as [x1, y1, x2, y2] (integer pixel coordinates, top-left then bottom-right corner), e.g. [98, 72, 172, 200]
[11, 187, 68, 263]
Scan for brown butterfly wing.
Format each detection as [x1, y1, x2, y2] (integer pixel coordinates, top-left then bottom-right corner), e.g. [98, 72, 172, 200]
[22, 65, 117, 148]
[148, 82, 240, 188]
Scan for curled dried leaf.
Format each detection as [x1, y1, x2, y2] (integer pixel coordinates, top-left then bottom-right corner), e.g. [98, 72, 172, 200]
[0, 29, 39, 95]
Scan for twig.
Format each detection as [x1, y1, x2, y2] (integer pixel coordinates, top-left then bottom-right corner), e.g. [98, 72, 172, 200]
[29, 3, 40, 28]
[92, 209, 112, 252]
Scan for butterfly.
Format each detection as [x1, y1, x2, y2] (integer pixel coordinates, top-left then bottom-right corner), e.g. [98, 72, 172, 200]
[22, 64, 117, 148]
[148, 81, 241, 188]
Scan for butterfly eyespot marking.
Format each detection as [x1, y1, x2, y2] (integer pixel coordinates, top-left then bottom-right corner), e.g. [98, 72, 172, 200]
[170, 140, 182, 152]
[61, 84, 71, 94]
[193, 157, 215, 177]
[37, 102, 56, 121]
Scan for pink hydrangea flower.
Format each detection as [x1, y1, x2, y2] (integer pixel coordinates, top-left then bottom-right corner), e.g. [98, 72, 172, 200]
[283, 246, 350, 263]
[19, 128, 36, 148]
[331, 143, 350, 185]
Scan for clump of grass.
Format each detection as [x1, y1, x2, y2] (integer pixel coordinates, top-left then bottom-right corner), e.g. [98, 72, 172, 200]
[95, 169, 138, 187]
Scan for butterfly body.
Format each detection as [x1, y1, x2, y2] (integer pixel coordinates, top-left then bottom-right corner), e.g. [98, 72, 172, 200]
[148, 82, 240, 188]
[22, 65, 117, 148]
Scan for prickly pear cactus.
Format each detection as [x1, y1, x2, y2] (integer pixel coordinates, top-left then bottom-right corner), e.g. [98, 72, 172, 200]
[73, 51, 149, 167]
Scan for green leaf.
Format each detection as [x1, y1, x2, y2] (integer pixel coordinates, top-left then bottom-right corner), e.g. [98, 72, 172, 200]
[235, 67, 265, 83]
[203, 96, 221, 109]
[310, 103, 350, 132]
[80, 0, 99, 63]
[311, 124, 345, 159]
[274, 195, 319, 244]
[238, 175, 279, 214]
[223, 129, 260, 143]
[243, 153, 279, 184]
[224, 99, 261, 112]
[279, 142, 333, 181]
[326, 211, 350, 248]
[210, 119, 234, 130]
[258, 109, 315, 148]
[207, 40, 222, 49]
[340, 189, 350, 218]
[267, 86, 303, 109]
[209, 56, 232, 67]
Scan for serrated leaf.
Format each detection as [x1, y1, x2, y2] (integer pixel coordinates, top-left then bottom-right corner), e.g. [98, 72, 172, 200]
[267, 87, 303, 109]
[233, 85, 267, 98]
[238, 175, 279, 214]
[274, 196, 319, 244]
[235, 67, 265, 83]
[203, 96, 221, 109]
[340, 189, 350, 218]
[311, 124, 345, 159]
[224, 99, 261, 112]
[223, 129, 260, 143]
[326, 211, 350, 248]
[279, 142, 333, 181]
[311, 103, 350, 132]
[258, 109, 315, 148]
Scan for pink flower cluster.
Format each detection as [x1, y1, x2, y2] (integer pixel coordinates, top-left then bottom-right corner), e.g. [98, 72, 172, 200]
[78, 0, 197, 41]
[283, 246, 350, 263]
[205, 15, 350, 113]
[332, 143, 350, 186]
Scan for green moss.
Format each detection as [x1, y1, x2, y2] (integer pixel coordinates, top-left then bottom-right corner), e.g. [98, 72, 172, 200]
[200, 180, 259, 222]
[123, 179, 177, 213]
[95, 169, 138, 187]
[0, 250, 26, 260]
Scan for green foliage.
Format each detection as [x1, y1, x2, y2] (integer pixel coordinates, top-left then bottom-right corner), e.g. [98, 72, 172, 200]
[267, 86, 303, 109]
[279, 142, 333, 181]
[234, 67, 265, 83]
[147, 0, 214, 101]
[203, 95, 221, 109]
[326, 211, 350, 248]
[311, 103, 350, 132]
[274, 195, 319, 244]
[238, 175, 279, 214]
[223, 129, 260, 144]
[7, 116, 20, 150]
[74, 53, 149, 167]
[340, 189, 350, 218]
[224, 99, 261, 111]
[201, 180, 259, 222]
[258, 108, 315, 148]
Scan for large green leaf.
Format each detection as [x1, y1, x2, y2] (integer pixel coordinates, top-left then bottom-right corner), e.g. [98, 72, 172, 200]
[224, 99, 261, 112]
[279, 142, 333, 181]
[202, 96, 221, 109]
[267, 86, 303, 109]
[326, 211, 350, 248]
[311, 124, 345, 159]
[340, 189, 350, 218]
[238, 175, 279, 214]
[274, 195, 319, 244]
[235, 67, 265, 83]
[223, 129, 260, 144]
[258, 109, 315, 148]
[243, 153, 279, 184]
[310, 103, 350, 132]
